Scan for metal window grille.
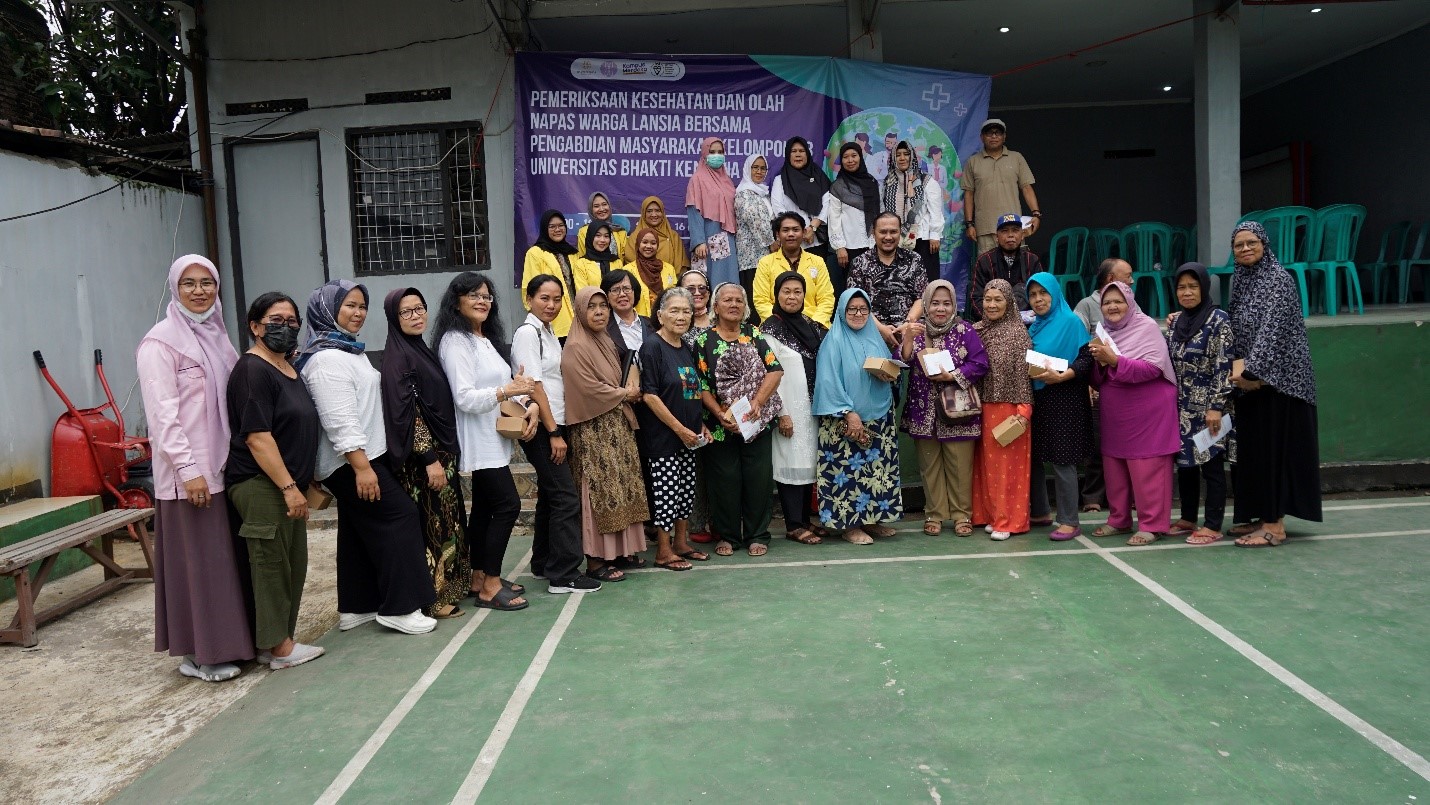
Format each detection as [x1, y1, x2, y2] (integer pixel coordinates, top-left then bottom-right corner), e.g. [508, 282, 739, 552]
[349, 123, 487, 273]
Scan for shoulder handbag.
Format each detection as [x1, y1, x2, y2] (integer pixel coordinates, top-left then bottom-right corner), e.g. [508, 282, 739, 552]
[937, 380, 981, 423]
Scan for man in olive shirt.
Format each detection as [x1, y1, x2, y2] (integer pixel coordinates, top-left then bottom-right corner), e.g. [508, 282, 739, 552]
[961, 118, 1042, 255]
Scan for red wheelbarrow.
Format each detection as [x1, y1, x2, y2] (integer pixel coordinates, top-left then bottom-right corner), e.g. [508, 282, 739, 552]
[33, 349, 154, 510]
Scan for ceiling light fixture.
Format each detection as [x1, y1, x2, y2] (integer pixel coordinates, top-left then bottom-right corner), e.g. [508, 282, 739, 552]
[1162, 85, 1172, 92]
[1310, 7, 1322, 12]
[999, 26, 1010, 33]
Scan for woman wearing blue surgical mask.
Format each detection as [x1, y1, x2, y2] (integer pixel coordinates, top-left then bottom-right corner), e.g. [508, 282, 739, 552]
[685, 136, 740, 290]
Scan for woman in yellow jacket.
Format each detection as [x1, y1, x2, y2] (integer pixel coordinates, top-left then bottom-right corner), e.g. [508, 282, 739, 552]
[522, 209, 584, 337]
[624, 227, 680, 318]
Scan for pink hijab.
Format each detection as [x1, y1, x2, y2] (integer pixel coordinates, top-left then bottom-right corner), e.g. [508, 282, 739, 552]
[141, 254, 239, 433]
[1099, 281, 1175, 385]
[684, 136, 737, 234]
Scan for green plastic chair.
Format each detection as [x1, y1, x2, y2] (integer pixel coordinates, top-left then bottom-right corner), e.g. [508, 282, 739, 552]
[1305, 203, 1366, 316]
[1259, 206, 1317, 318]
[1120, 222, 1175, 318]
[1046, 227, 1090, 299]
[1170, 226, 1193, 267]
[1398, 221, 1430, 304]
[1208, 210, 1264, 307]
[1360, 220, 1412, 304]
[1089, 228, 1121, 265]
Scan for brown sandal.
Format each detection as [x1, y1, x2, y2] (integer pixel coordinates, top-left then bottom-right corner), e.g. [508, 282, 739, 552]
[715, 540, 735, 557]
[747, 543, 768, 557]
[923, 519, 942, 536]
[954, 520, 974, 537]
[785, 528, 822, 545]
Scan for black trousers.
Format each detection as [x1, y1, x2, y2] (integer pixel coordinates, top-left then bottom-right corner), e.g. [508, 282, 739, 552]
[776, 482, 815, 530]
[1177, 453, 1227, 532]
[520, 428, 584, 583]
[916, 238, 941, 282]
[1233, 389, 1323, 524]
[702, 429, 774, 547]
[326, 461, 436, 616]
[467, 466, 521, 577]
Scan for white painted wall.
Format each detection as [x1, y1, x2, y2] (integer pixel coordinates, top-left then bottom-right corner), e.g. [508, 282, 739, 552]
[198, 0, 518, 350]
[0, 150, 204, 495]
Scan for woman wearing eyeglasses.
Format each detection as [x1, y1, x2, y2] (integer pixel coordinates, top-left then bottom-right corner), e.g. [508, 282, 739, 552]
[137, 255, 253, 682]
[225, 291, 324, 670]
[380, 287, 471, 619]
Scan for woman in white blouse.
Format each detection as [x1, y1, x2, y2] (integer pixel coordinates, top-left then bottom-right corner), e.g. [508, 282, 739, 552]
[296, 280, 436, 635]
[432, 271, 541, 611]
[510, 274, 602, 594]
[823, 142, 881, 296]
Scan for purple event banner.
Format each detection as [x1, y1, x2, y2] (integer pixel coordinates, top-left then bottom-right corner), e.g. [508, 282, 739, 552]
[514, 52, 991, 291]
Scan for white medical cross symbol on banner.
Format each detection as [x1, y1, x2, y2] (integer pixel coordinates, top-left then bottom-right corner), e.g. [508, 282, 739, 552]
[922, 83, 951, 112]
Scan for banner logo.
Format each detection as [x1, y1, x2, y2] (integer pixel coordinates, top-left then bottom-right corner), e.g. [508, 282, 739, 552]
[571, 59, 686, 81]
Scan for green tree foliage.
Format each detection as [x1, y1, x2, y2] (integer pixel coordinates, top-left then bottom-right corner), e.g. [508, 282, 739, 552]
[4, 1, 184, 139]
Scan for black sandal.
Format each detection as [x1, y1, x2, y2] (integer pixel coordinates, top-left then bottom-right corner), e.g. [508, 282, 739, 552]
[472, 586, 529, 611]
[611, 555, 647, 570]
[500, 578, 525, 595]
[677, 549, 710, 561]
[588, 564, 627, 582]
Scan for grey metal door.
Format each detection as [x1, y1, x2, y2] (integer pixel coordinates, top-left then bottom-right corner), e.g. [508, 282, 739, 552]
[229, 136, 327, 330]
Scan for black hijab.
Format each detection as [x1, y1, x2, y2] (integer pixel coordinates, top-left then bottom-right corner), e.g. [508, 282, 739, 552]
[779, 136, 832, 218]
[534, 209, 577, 256]
[380, 287, 460, 467]
[760, 271, 826, 397]
[1171, 262, 1214, 344]
[830, 142, 881, 236]
[583, 221, 618, 276]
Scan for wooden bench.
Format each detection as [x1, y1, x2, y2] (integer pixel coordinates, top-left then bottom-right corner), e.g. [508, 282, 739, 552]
[0, 507, 155, 647]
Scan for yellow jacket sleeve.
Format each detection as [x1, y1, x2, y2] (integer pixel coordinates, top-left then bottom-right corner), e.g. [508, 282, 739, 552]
[808, 256, 836, 328]
[753, 253, 778, 323]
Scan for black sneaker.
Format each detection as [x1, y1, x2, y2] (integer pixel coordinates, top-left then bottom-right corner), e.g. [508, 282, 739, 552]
[547, 575, 601, 594]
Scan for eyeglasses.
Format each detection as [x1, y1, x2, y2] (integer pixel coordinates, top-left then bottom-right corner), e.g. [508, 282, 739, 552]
[683, 283, 710, 293]
[983, 130, 1006, 137]
[608, 286, 634, 295]
[846, 308, 871, 317]
[463, 292, 494, 302]
[546, 222, 566, 231]
[264, 316, 300, 328]
[398, 305, 427, 320]
[178, 279, 217, 292]
[1232, 241, 1261, 252]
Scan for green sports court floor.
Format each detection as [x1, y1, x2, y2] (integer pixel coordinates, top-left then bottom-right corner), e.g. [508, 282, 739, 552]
[115, 496, 1430, 803]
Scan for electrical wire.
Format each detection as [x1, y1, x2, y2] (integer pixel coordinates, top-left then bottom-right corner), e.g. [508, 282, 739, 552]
[208, 24, 494, 63]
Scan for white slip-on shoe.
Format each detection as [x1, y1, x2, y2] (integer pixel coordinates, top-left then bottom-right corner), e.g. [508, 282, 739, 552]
[339, 612, 378, 631]
[990, 531, 1012, 541]
[179, 656, 241, 682]
[269, 643, 326, 670]
[376, 610, 437, 635]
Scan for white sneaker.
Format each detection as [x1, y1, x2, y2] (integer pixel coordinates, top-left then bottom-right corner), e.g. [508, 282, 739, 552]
[990, 531, 1012, 541]
[984, 524, 994, 534]
[269, 642, 326, 670]
[179, 656, 241, 683]
[376, 610, 437, 635]
[339, 612, 378, 631]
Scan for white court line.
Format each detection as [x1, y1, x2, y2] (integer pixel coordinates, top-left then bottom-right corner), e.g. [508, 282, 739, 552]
[1074, 534, 1430, 782]
[607, 527, 1430, 575]
[451, 592, 585, 804]
[1321, 500, 1430, 512]
[314, 550, 532, 805]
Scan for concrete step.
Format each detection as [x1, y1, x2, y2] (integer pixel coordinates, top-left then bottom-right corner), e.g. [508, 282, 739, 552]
[310, 463, 539, 536]
[0, 495, 104, 601]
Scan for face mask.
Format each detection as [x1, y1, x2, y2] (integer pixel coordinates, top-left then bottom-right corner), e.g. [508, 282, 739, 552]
[705, 153, 725, 170]
[261, 323, 301, 355]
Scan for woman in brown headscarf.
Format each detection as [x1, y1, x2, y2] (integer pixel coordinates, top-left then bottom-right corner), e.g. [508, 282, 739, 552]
[971, 279, 1033, 540]
[621, 196, 689, 270]
[561, 286, 651, 582]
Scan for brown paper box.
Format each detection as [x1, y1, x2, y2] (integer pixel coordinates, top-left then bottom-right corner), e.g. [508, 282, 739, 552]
[499, 399, 528, 419]
[304, 484, 333, 511]
[496, 417, 526, 439]
[992, 415, 1026, 447]
[863, 357, 902, 383]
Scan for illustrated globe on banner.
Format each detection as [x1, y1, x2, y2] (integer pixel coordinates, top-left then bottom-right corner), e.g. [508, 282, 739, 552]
[826, 106, 965, 259]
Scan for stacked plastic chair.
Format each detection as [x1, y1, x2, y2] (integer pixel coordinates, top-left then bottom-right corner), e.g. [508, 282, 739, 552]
[1397, 221, 1430, 304]
[1305, 203, 1365, 316]
[1360, 220, 1412, 304]
[1120, 222, 1175, 318]
[1046, 227, 1090, 300]
[1259, 206, 1317, 318]
[1208, 210, 1261, 306]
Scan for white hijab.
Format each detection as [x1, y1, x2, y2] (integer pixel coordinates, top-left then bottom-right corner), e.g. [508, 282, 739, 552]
[735, 153, 770, 197]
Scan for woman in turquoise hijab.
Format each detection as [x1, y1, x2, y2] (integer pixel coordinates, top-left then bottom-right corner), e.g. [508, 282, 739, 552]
[1025, 271, 1096, 540]
[813, 288, 904, 544]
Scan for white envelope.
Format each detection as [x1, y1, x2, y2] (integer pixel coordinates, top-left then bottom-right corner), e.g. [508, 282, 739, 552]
[1094, 321, 1122, 355]
[921, 349, 956, 375]
[728, 396, 764, 442]
[1192, 414, 1233, 453]
[1025, 349, 1068, 373]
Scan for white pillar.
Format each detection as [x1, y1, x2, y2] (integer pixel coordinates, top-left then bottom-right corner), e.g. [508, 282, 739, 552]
[847, 0, 882, 62]
[1194, 0, 1240, 298]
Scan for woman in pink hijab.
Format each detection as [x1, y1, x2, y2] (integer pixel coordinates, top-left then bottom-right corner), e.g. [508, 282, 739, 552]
[136, 255, 254, 682]
[685, 135, 740, 289]
[1086, 281, 1180, 546]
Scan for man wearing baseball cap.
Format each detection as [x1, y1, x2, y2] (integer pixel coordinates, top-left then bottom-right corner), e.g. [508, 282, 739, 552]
[966, 212, 1043, 321]
[960, 118, 1042, 255]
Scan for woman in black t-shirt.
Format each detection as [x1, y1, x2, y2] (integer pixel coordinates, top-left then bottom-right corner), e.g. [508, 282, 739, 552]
[635, 287, 712, 570]
[225, 292, 324, 671]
